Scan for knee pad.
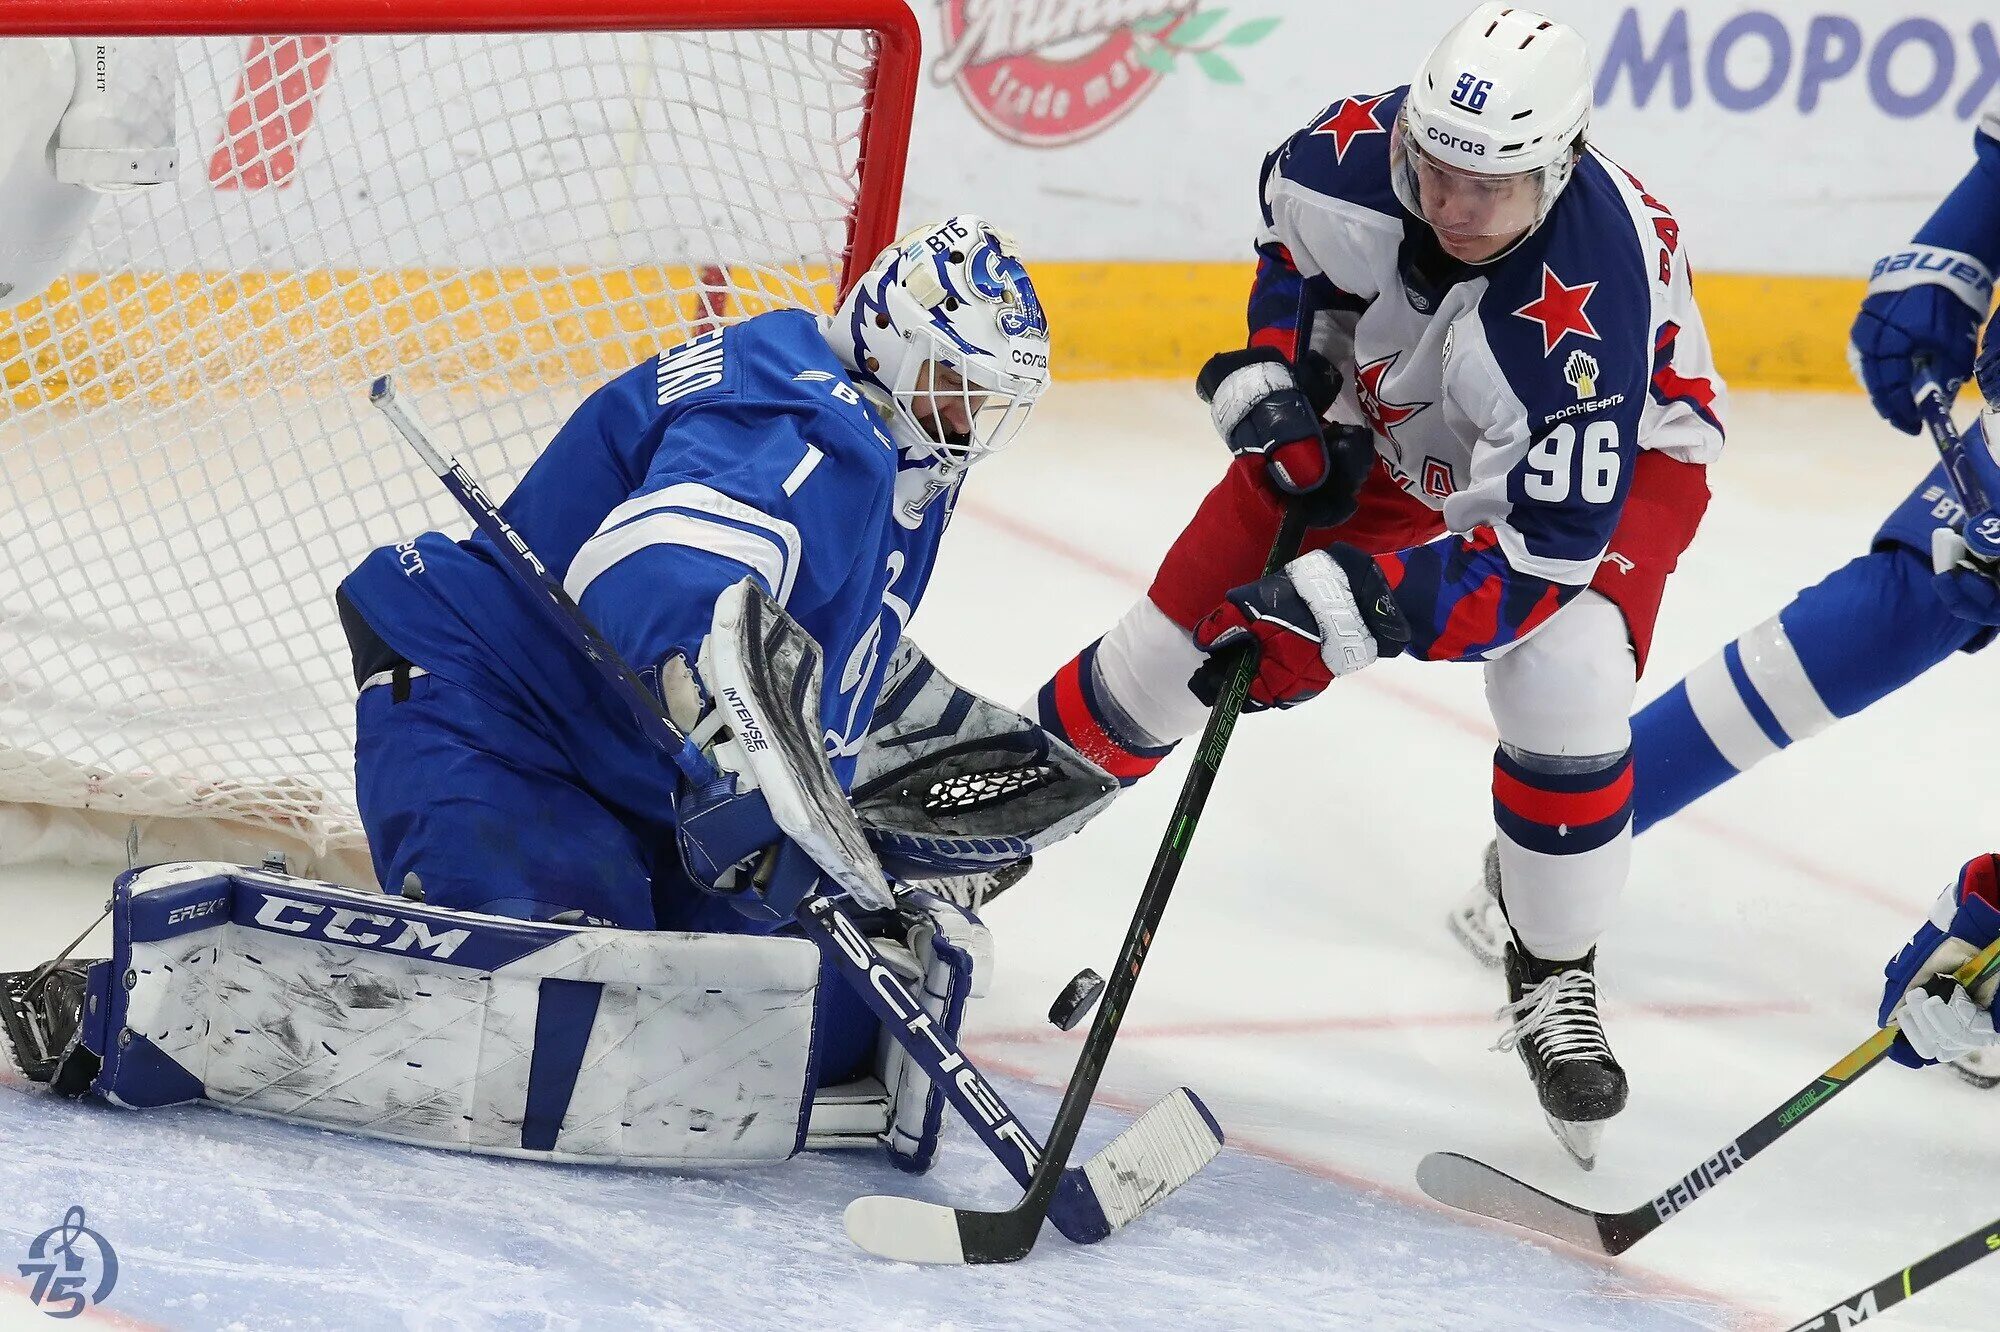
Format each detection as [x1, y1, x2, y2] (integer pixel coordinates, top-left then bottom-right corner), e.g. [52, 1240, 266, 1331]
[1485, 591, 1635, 757]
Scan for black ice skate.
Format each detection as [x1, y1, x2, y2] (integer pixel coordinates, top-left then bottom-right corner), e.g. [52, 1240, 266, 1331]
[0, 961, 98, 1095]
[1494, 941, 1627, 1171]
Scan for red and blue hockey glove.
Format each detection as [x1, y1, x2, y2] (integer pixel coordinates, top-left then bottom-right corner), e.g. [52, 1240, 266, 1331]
[1189, 544, 1409, 711]
[1879, 852, 2000, 1068]
[1197, 347, 1374, 527]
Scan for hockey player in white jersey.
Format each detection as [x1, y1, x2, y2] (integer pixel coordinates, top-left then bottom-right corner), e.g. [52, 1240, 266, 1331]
[1020, 5, 1722, 1168]
[1449, 87, 2000, 1090]
[0, 219, 1121, 1176]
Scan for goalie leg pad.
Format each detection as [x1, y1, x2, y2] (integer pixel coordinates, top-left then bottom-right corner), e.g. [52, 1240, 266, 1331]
[87, 863, 827, 1166]
[875, 891, 994, 1173]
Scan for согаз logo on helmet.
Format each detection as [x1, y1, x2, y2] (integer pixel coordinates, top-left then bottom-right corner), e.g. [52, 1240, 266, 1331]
[932, 2, 1281, 148]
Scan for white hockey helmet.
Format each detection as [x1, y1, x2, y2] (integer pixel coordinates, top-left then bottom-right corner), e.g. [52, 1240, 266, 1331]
[828, 215, 1050, 476]
[1391, 4, 1591, 257]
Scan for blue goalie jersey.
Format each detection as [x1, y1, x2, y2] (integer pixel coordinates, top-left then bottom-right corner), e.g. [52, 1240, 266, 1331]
[340, 309, 953, 828]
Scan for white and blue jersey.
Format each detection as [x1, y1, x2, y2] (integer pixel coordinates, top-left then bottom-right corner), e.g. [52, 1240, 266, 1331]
[1245, 86, 1725, 659]
[341, 310, 952, 832]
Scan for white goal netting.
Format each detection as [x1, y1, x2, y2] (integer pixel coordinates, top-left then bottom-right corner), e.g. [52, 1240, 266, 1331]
[0, 23, 907, 883]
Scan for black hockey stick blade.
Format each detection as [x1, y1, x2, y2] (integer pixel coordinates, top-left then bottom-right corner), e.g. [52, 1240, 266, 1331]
[844, 500, 1310, 1264]
[844, 1086, 1223, 1264]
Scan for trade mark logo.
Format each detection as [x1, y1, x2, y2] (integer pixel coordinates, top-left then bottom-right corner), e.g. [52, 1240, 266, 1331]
[933, 2, 1281, 148]
[18, 1207, 118, 1320]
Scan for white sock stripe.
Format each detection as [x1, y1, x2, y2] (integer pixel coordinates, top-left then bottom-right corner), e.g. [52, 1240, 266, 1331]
[1735, 615, 1836, 744]
[1681, 650, 1780, 773]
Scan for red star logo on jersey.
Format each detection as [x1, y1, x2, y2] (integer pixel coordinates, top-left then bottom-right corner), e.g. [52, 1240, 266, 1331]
[1511, 264, 1601, 357]
[1355, 353, 1431, 442]
[1308, 93, 1390, 164]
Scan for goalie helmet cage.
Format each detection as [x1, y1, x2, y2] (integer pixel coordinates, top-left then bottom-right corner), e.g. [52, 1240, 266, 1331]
[0, 1, 919, 885]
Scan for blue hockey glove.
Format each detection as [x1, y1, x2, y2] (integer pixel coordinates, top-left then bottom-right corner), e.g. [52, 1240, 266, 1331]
[1848, 246, 1992, 434]
[1189, 544, 1408, 711]
[1879, 853, 2000, 1068]
[1197, 348, 1374, 527]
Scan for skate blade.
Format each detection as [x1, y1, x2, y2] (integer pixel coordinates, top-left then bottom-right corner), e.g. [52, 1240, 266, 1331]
[1544, 1113, 1602, 1171]
[1446, 903, 1507, 968]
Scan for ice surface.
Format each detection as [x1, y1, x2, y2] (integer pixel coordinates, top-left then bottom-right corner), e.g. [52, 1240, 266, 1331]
[0, 384, 1990, 1329]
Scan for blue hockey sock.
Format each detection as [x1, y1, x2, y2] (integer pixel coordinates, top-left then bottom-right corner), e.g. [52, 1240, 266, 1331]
[1633, 545, 1984, 832]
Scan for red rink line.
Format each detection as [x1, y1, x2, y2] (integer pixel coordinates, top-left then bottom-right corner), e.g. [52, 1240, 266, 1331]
[970, 995, 1811, 1048]
[968, 1047, 1772, 1332]
[954, 496, 1918, 918]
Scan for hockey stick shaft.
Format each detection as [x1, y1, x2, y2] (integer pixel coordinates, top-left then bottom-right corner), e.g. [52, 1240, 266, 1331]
[1912, 362, 2000, 552]
[1419, 936, 2000, 1254]
[967, 499, 1315, 1256]
[369, 377, 712, 785]
[1783, 1214, 2000, 1331]
[370, 376, 1103, 1239]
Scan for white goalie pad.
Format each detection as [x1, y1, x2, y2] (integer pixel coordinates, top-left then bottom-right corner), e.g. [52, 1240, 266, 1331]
[87, 864, 837, 1166]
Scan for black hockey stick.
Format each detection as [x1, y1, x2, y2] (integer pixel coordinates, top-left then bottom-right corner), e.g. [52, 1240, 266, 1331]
[844, 498, 1313, 1264]
[369, 376, 1216, 1250]
[1416, 938, 2000, 1255]
[1782, 1213, 2000, 1331]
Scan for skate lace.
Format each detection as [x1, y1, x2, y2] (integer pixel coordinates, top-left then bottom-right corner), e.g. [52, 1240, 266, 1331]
[1491, 969, 1611, 1065]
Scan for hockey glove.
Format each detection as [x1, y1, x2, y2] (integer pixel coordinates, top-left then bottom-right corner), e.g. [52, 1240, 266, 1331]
[1879, 853, 2000, 1068]
[1197, 347, 1373, 527]
[1189, 544, 1409, 711]
[1848, 246, 1992, 434]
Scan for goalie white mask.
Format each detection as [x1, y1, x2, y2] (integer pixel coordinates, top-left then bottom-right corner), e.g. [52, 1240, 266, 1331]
[827, 215, 1050, 481]
[1390, 3, 1591, 262]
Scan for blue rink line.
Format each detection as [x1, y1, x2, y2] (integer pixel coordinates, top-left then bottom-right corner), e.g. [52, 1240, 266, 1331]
[0, 1080, 1745, 1331]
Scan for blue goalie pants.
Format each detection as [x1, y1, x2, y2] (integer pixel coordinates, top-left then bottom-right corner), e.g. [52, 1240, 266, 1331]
[353, 668, 879, 1086]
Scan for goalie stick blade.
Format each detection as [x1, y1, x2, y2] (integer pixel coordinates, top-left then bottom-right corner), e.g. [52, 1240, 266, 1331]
[1415, 1152, 1634, 1256]
[844, 1089, 1225, 1265]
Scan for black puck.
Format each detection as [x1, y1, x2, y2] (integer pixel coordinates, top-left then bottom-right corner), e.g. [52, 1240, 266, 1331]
[1048, 967, 1106, 1031]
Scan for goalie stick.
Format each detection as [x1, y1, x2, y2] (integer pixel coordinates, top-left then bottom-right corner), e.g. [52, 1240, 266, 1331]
[1416, 938, 2000, 1255]
[368, 376, 1217, 1252]
[843, 499, 1312, 1265]
[1781, 1211, 2000, 1331]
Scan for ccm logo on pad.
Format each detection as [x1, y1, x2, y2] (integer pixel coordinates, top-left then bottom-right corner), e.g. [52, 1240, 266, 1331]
[252, 894, 471, 959]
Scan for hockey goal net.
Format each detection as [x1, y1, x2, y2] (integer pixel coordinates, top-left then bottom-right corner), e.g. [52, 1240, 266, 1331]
[0, 2, 918, 885]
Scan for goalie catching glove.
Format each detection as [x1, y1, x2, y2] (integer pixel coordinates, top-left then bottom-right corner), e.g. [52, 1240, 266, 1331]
[1190, 544, 1410, 710]
[851, 635, 1118, 881]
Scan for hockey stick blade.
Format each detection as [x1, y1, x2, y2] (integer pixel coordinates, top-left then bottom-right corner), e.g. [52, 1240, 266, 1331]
[1419, 938, 2000, 1255]
[844, 1086, 1224, 1264]
[1415, 1152, 1637, 1255]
